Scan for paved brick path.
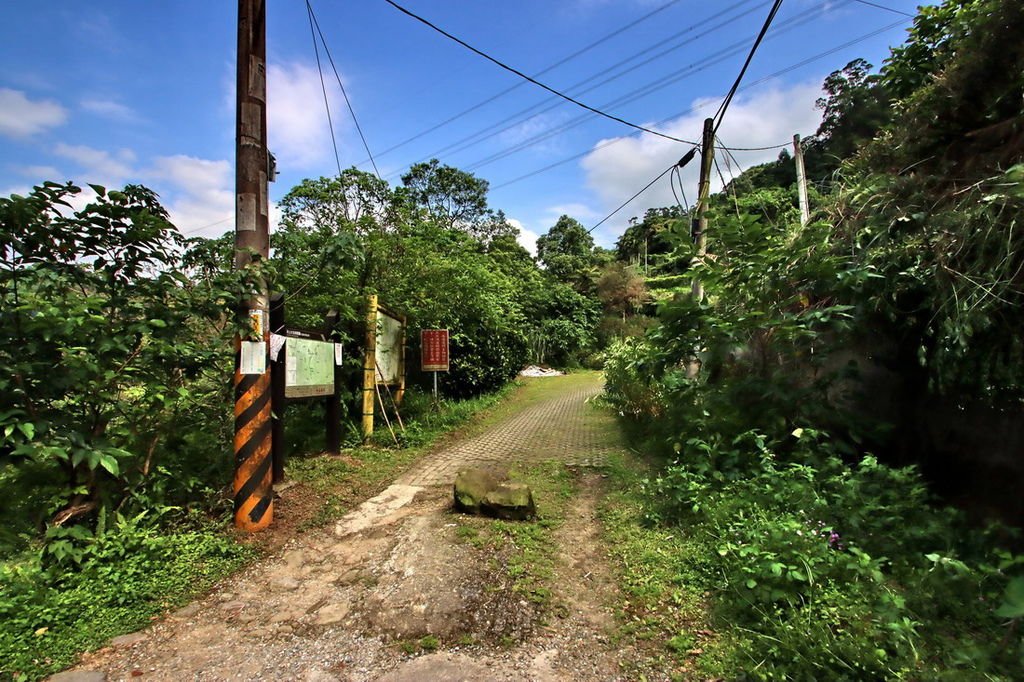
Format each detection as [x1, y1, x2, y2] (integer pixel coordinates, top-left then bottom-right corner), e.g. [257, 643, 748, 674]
[396, 374, 618, 487]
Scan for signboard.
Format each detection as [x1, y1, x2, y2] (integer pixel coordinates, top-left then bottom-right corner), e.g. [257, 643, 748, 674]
[421, 329, 449, 372]
[285, 336, 335, 399]
[375, 309, 404, 385]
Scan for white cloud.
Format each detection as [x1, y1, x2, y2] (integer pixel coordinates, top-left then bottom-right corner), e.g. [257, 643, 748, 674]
[497, 112, 570, 155]
[545, 203, 601, 223]
[53, 143, 133, 183]
[17, 165, 63, 180]
[81, 98, 142, 123]
[1, 185, 32, 199]
[507, 218, 539, 256]
[267, 61, 349, 171]
[146, 154, 282, 238]
[0, 88, 68, 139]
[580, 81, 823, 242]
[147, 155, 235, 237]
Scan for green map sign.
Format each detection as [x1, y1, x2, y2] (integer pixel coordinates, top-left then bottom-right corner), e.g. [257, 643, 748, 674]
[285, 337, 334, 399]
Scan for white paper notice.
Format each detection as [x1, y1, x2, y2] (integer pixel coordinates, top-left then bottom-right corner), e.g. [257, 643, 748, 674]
[240, 341, 266, 375]
[334, 342, 344, 366]
[270, 333, 286, 361]
[286, 353, 298, 386]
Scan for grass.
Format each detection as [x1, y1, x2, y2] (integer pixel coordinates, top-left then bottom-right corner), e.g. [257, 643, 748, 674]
[0, 522, 254, 681]
[0, 382, 525, 682]
[598, 450, 728, 680]
[287, 382, 519, 528]
[454, 460, 576, 610]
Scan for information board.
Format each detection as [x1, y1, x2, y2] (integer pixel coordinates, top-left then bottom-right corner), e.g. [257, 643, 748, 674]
[285, 336, 335, 399]
[375, 309, 404, 385]
[421, 329, 449, 372]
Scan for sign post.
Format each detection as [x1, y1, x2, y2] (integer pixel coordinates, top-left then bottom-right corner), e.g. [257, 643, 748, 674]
[421, 329, 450, 403]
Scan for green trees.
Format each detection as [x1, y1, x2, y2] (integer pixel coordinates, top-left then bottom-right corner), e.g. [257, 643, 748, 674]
[600, 1, 1024, 676]
[536, 214, 596, 288]
[0, 182, 245, 540]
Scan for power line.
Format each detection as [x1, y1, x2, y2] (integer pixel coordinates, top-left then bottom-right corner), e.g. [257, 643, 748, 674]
[364, 0, 687, 163]
[852, 0, 915, 18]
[307, 0, 382, 178]
[426, 0, 842, 179]
[386, 0, 776, 179]
[587, 165, 677, 234]
[381, 0, 695, 147]
[180, 215, 233, 236]
[307, 0, 343, 178]
[712, 0, 785, 134]
[490, 18, 907, 190]
[587, 149, 697, 234]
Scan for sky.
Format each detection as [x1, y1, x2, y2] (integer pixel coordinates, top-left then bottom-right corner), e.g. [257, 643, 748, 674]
[0, 0, 925, 253]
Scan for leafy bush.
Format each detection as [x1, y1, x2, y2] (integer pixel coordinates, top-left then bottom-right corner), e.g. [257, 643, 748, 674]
[637, 427, 1023, 678]
[0, 514, 250, 681]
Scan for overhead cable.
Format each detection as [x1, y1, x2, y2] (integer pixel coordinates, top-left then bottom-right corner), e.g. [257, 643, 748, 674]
[307, 0, 382, 179]
[423, 0, 843, 178]
[307, 0, 343, 177]
[712, 0, 785, 134]
[380, 0, 768, 175]
[851, 0, 915, 18]
[490, 18, 907, 190]
[381, 0, 695, 146]
[367, 0, 687, 162]
[587, 150, 696, 234]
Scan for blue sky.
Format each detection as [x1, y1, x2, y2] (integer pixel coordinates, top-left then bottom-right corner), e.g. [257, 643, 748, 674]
[0, 0, 924, 251]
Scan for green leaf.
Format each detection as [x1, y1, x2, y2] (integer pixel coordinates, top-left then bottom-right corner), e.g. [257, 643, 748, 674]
[995, 577, 1024, 619]
[98, 453, 120, 476]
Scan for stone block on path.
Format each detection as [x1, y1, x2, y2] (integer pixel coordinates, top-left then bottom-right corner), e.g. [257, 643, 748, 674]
[453, 467, 535, 520]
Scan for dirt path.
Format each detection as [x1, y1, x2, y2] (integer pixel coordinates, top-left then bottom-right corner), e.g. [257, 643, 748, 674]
[60, 374, 642, 682]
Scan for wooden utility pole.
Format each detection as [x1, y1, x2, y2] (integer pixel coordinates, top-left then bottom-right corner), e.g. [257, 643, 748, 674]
[691, 117, 715, 302]
[232, 0, 273, 532]
[793, 133, 810, 226]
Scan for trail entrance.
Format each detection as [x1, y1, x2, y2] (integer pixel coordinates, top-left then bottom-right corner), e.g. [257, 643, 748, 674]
[66, 373, 649, 681]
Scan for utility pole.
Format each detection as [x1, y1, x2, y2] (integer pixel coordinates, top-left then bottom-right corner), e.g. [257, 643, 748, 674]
[362, 294, 379, 441]
[232, 0, 273, 532]
[793, 133, 810, 226]
[691, 117, 715, 302]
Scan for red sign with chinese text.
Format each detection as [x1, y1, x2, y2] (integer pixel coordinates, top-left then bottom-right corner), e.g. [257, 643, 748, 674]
[421, 329, 449, 372]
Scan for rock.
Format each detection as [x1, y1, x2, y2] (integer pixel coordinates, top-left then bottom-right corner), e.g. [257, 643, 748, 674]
[283, 549, 306, 569]
[314, 602, 350, 625]
[452, 467, 508, 514]
[220, 600, 246, 612]
[270, 575, 301, 591]
[170, 603, 201, 619]
[269, 610, 302, 623]
[48, 672, 106, 682]
[377, 652, 493, 682]
[482, 482, 536, 520]
[109, 632, 147, 648]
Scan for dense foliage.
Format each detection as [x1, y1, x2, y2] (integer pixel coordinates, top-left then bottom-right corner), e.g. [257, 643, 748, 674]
[604, 0, 1024, 677]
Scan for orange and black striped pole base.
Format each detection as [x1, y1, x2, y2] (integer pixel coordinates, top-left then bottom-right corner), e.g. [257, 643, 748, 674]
[233, 363, 273, 531]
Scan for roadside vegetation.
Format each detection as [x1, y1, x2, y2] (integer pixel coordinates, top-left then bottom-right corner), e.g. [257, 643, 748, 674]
[2, 0, 1022, 679]
[602, 1, 1024, 678]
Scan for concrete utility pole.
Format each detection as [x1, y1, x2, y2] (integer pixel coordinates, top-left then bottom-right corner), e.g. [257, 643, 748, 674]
[233, 0, 273, 532]
[793, 133, 810, 226]
[691, 117, 715, 302]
